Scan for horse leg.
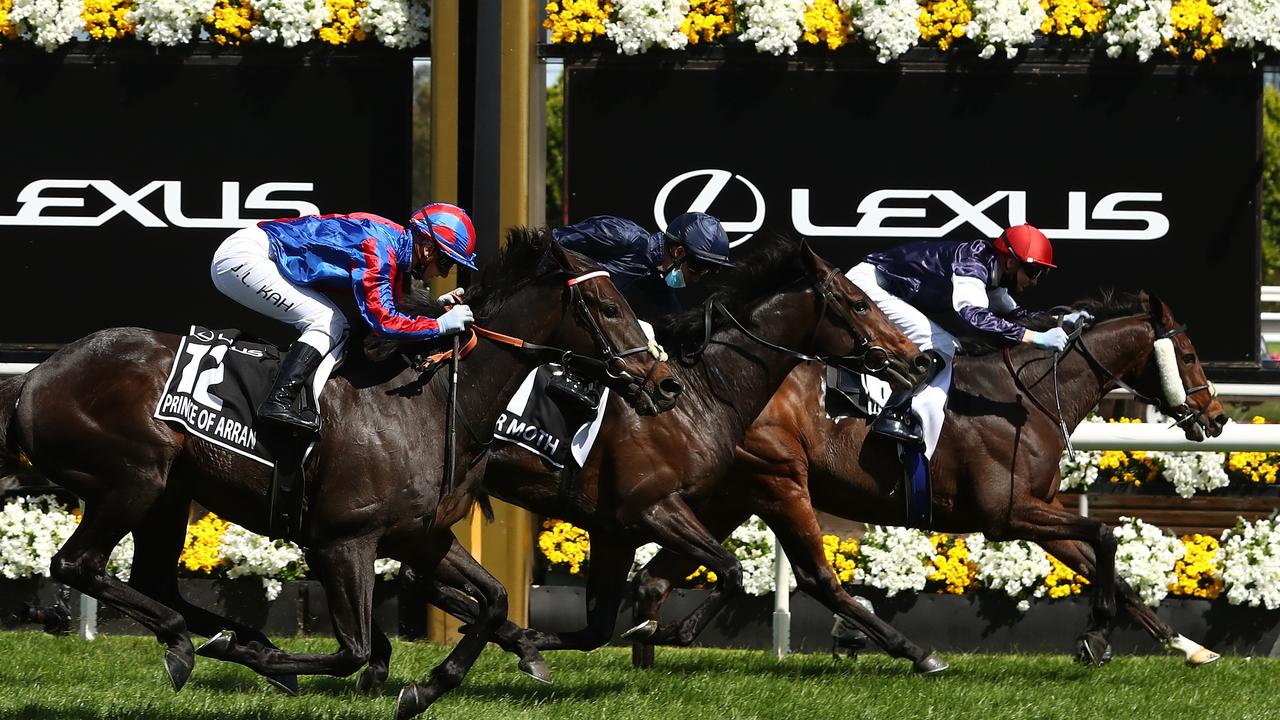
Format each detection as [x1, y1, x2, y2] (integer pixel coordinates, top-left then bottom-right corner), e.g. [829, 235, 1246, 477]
[760, 504, 947, 674]
[195, 536, 378, 679]
[354, 621, 394, 693]
[999, 500, 1118, 666]
[620, 494, 746, 649]
[522, 535, 635, 652]
[51, 498, 196, 691]
[1038, 537, 1220, 667]
[396, 534, 510, 720]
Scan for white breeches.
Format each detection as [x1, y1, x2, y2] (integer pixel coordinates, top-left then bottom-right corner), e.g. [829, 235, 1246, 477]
[211, 226, 347, 396]
[847, 262, 955, 458]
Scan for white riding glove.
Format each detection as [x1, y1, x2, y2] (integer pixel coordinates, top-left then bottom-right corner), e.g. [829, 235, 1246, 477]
[437, 305, 474, 335]
[1062, 309, 1093, 329]
[1027, 327, 1069, 352]
[436, 287, 465, 306]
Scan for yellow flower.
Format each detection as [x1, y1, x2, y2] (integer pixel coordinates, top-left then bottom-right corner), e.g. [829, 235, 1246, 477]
[1165, 0, 1223, 62]
[204, 0, 258, 46]
[802, 0, 849, 50]
[919, 0, 972, 51]
[927, 534, 978, 594]
[1227, 422, 1280, 485]
[82, 0, 135, 41]
[1169, 534, 1222, 599]
[1039, 0, 1106, 40]
[1043, 553, 1088, 598]
[319, 0, 367, 46]
[823, 534, 861, 585]
[179, 513, 231, 575]
[538, 518, 591, 575]
[0, 0, 16, 43]
[544, 0, 611, 45]
[682, 0, 734, 45]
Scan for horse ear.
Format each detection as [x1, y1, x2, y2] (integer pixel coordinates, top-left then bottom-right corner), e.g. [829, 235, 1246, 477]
[799, 238, 827, 274]
[547, 237, 576, 271]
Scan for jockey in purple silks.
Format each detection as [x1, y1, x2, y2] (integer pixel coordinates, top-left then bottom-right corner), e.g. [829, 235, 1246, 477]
[848, 224, 1090, 457]
[211, 203, 479, 434]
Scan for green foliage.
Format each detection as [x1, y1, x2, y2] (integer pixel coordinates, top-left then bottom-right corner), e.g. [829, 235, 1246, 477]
[546, 71, 566, 226]
[1264, 87, 1280, 284]
[0, 635, 1276, 719]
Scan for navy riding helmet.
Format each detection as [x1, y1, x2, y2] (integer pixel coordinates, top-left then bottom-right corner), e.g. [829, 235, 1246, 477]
[665, 212, 734, 268]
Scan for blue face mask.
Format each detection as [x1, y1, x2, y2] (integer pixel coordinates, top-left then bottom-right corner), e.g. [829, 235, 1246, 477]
[664, 266, 686, 289]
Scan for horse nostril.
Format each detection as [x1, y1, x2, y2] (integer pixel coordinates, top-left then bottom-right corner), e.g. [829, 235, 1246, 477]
[1215, 414, 1229, 428]
[659, 377, 683, 398]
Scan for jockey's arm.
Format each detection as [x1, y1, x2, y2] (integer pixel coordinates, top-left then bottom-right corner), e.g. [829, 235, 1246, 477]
[952, 274, 1033, 347]
[351, 235, 446, 340]
[987, 287, 1057, 330]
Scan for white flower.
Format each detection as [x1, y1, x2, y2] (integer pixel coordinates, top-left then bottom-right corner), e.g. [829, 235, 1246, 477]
[360, 0, 429, 49]
[1104, 0, 1172, 62]
[967, 535, 1051, 604]
[130, 0, 213, 46]
[1149, 450, 1231, 499]
[841, 0, 919, 62]
[9, 0, 83, 50]
[250, 0, 326, 46]
[1216, 0, 1280, 59]
[1113, 516, 1183, 606]
[374, 557, 401, 580]
[218, 523, 307, 600]
[1219, 516, 1280, 609]
[738, 0, 807, 56]
[629, 517, 796, 596]
[966, 0, 1044, 60]
[853, 525, 934, 596]
[0, 496, 78, 579]
[606, 0, 689, 55]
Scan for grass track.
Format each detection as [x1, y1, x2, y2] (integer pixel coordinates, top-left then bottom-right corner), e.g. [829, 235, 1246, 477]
[0, 632, 1276, 720]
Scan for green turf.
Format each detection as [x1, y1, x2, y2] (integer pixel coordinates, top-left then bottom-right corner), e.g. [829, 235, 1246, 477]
[0, 632, 1276, 720]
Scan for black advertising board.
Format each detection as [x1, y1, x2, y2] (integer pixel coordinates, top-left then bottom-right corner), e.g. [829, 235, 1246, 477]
[564, 61, 1262, 367]
[0, 47, 412, 359]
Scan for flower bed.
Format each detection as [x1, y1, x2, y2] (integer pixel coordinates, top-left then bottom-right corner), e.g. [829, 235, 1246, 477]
[543, 0, 1280, 62]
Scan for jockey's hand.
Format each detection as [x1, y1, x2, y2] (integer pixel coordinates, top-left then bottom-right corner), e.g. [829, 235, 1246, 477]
[438, 305, 474, 335]
[1026, 327, 1069, 352]
[1062, 309, 1093, 329]
[436, 287, 465, 306]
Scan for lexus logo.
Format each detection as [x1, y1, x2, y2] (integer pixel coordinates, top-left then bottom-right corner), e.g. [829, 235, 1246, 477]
[653, 169, 765, 247]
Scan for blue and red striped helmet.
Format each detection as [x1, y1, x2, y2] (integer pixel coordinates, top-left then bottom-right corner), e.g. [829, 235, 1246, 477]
[409, 203, 478, 270]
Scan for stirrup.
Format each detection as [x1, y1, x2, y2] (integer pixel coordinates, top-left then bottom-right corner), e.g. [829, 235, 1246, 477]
[257, 400, 320, 435]
[872, 412, 923, 447]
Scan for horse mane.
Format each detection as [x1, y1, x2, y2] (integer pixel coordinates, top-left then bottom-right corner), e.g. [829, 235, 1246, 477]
[655, 232, 811, 359]
[362, 226, 558, 360]
[1065, 288, 1149, 322]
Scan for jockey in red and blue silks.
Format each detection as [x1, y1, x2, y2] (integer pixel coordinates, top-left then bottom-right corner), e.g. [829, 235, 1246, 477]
[211, 202, 478, 434]
[847, 224, 1088, 457]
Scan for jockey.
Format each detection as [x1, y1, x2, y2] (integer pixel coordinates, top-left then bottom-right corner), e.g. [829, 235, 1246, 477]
[847, 224, 1088, 457]
[550, 211, 734, 319]
[211, 203, 478, 434]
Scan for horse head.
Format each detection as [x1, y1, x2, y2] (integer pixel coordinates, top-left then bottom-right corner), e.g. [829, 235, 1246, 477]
[797, 241, 930, 391]
[472, 228, 680, 416]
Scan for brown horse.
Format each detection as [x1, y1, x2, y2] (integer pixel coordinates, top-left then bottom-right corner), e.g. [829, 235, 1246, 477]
[0, 229, 679, 716]
[398, 234, 949, 682]
[632, 291, 1229, 667]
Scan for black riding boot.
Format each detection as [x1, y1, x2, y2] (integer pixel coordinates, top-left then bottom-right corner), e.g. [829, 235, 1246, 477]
[871, 349, 947, 448]
[256, 343, 324, 435]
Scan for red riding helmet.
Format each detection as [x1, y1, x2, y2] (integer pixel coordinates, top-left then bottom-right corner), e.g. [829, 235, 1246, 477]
[994, 224, 1056, 268]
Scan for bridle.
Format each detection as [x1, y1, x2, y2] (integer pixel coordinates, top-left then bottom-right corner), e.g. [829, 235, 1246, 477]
[683, 268, 891, 374]
[1005, 314, 1217, 457]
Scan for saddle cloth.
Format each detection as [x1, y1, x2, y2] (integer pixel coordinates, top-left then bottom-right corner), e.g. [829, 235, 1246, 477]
[494, 364, 609, 469]
[824, 366, 892, 420]
[154, 326, 334, 467]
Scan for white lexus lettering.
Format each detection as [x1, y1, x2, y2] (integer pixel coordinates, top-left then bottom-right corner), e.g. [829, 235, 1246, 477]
[0, 179, 321, 228]
[653, 168, 765, 246]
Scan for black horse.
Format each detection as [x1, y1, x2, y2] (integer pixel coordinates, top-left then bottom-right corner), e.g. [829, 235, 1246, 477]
[0, 228, 680, 716]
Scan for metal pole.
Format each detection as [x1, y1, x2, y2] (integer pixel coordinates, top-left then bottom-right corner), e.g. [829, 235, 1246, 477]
[1078, 493, 1089, 518]
[772, 534, 790, 660]
[78, 500, 97, 641]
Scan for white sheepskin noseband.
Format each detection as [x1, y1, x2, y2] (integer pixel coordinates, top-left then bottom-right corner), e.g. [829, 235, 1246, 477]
[1153, 338, 1187, 406]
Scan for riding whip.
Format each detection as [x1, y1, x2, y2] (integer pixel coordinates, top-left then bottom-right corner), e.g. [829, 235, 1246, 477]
[444, 334, 459, 495]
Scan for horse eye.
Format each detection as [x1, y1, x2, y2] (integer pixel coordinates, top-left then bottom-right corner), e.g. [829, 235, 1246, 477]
[602, 303, 620, 319]
[1182, 352, 1196, 365]
[853, 300, 869, 314]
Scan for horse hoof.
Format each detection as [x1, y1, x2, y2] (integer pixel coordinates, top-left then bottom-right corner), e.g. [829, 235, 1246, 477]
[355, 668, 385, 693]
[620, 619, 659, 641]
[913, 653, 948, 675]
[519, 658, 553, 685]
[196, 630, 235, 659]
[1076, 632, 1111, 667]
[1187, 648, 1221, 667]
[395, 683, 428, 720]
[266, 674, 299, 696]
[164, 642, 196, 692]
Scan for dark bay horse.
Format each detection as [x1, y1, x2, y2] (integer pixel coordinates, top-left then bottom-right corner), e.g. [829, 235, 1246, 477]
[632, 291, 1229, 666]
[405, 234, 948, 683]
[0, 229, 679, 715]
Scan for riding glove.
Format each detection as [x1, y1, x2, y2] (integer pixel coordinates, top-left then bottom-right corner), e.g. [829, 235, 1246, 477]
[436, 287, 466, 306]
[1062, 309, 1093, 329]
[1028, 327, 1069, 352]
[437, 305, 475, 335]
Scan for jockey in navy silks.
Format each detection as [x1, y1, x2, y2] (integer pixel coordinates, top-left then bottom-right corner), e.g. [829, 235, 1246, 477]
[211, 203, 478, 434]
[847, 224, 1090, 458]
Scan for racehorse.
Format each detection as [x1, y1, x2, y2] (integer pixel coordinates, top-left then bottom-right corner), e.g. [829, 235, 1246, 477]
[395, 234, 949, 686]
[0, 228, 680, 716]
[631, 291, 1229, 667]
